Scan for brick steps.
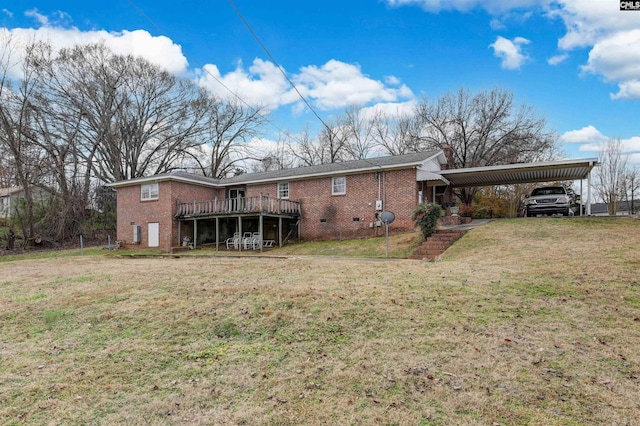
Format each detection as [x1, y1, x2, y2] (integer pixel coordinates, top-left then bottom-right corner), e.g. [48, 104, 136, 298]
[409, 229, 467, 260]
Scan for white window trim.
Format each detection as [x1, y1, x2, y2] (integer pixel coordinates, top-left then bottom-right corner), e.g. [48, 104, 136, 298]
[141, 183, 159, 201]
[278, 182, 289, 199]
[332, 176, 346, 195]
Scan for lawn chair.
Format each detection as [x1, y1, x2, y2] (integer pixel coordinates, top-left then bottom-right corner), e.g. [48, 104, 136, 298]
[263, 239, 275, 248]
[225, 232, 240, 249]
[242, 232, 254, 250]
[250, 232, 262, 250]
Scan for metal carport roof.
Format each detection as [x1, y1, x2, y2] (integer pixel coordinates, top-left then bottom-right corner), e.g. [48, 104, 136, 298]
[438, 158, 599, 188]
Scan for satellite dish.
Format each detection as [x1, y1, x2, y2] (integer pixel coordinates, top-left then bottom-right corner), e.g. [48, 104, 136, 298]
[379, 211, 395, 225]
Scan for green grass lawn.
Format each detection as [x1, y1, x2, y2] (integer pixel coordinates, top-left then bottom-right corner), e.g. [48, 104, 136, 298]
[1, 217, 639, 425]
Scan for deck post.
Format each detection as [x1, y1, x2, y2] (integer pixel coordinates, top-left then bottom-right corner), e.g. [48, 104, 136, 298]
[259, 213, 264, 253]
[238, 216, 242, 251]
[215, 217, 219, 251]
[193, 219, 197, 249]
[278, 217, 283, 248]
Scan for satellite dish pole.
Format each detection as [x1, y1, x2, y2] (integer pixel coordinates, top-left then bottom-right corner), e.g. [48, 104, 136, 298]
[379, 211, 395, 257]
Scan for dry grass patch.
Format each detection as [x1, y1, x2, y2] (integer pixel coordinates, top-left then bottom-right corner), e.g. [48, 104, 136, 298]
[0, 218, 639, 425]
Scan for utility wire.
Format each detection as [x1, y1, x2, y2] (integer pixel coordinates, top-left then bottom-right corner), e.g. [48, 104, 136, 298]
[227, 0, 332, 133]
[124, 0, 302, 149]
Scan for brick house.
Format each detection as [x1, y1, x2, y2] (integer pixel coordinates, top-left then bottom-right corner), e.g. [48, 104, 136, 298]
[110, 150, 452, 250]
[110, 149, 599, 251]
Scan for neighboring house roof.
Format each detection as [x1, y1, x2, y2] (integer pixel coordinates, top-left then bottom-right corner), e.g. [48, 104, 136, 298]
[109, 150, 446, 188]
[590, 201, 640, 214]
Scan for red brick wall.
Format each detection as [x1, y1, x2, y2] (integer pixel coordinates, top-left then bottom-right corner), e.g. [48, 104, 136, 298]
[116, 168, 421, 249]
[242, 169, 419, 241]
[115, 181, 217, 249]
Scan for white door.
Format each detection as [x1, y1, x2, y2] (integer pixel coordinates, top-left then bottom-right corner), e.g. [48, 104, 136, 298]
[148, 223, 160, 247]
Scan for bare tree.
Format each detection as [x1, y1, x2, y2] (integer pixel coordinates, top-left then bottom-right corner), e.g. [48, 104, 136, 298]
[594, 138, 628, 215]
[371, 111, 422, 156]
[0, 36, 43, 240]
[622, 166, 639, 215]
[186, 97, 265, 178]
[291, 119, 351, 166]
[415, 88, 557, 205]
[343, 105, 376, 160]
[44, 43, 208, 182]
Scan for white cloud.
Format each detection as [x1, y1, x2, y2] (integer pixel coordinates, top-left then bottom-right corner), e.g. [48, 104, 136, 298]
[198, 58, 415, 112]
[579, 29, 640, 99]
[629, 152, 640, 165]
[578, 136, 640, 154]
[611, 80, 640, 100]
[548, 53, 568, 65]
[197, 59, 294, 111]
[560, 125, 606, 144]
[385, 0, 539, 14]
[295, 60, 414, 110]
[387, 0, 640, 100]
[25, 8, 49, 26]
[358, 100, 417, 121]
[385, 75, 401, 85]
[490, 36, 531, 70]
[562, 127, 640, 159]
[0, 26, 189, 75]
[2, 8, 13, 18]
[545, 0, 640, 99]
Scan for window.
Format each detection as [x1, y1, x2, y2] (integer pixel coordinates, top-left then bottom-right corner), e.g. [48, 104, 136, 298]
[141, 183, 159, 201]
[278, 182, 289, 199]
[332, 176, 346, 195]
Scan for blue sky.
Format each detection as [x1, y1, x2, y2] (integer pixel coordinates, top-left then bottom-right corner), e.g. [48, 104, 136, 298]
[2, 0, 640, 164]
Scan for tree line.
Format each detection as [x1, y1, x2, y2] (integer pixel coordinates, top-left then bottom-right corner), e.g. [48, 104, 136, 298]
[1, 37, 564, 244]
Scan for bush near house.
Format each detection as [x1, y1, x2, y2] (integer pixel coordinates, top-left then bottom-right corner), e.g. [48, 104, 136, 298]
[411, 202, 444, 238]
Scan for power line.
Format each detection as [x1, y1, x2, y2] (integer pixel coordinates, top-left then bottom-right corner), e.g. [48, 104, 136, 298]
[124, 0, 303, 149]
[227, 0, 332, 133]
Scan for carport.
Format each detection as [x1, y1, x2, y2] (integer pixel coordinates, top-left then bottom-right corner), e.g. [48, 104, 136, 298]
[436, 158, 599, 215]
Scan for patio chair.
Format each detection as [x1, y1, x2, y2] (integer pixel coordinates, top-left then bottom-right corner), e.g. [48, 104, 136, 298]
[225, 232, 240, 249]
[250, 232, 262, 249]
[242, 232, 254, 250]
[263, 239, 275, 248]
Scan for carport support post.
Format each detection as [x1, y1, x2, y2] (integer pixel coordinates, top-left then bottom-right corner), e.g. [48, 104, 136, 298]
[587, 167, 593, 216]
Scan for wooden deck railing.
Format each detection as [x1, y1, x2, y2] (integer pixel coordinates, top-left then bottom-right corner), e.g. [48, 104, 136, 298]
[175, 194, 301, 217]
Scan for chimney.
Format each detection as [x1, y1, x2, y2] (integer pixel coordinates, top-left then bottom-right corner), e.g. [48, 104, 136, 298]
[442, 145, 455, 170]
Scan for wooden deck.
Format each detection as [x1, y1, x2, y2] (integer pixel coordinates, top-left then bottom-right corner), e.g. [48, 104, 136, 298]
[175, 195, 301, 219]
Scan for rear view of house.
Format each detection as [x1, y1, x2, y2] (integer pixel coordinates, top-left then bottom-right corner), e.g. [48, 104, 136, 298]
[110, 150, 452, 250]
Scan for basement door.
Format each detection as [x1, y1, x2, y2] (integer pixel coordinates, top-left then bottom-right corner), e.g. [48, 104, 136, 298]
[148, 223, 160, 247]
